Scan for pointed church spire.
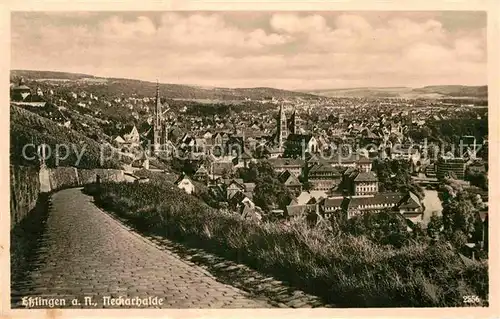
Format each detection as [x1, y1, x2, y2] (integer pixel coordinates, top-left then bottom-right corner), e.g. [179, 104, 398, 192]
[155, 79, 160, 108]
[153, 79, 162, 155]
[155, 80, 162, 125]
[290, 107, 298, 135]
[277, 102, 287, 151]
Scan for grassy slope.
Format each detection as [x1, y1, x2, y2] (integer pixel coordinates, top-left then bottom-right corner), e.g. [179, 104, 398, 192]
[10, 105, 121, 169]
[85, 181, 488, 307]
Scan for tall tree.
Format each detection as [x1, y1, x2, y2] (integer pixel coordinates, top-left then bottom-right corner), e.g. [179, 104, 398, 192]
[427, 213, 444, 240]
[343, 210, 411, 248]
[253, 175, 292, 212]
[441, 194, 478, 242]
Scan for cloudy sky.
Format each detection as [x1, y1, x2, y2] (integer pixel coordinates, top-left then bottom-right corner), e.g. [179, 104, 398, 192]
[11, 11, 487, 90]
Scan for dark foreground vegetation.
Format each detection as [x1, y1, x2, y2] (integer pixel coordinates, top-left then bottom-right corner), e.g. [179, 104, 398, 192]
[84, 180, 488, 307]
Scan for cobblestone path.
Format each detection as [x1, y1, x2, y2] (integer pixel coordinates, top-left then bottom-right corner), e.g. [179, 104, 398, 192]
[11, 188, 272, 308]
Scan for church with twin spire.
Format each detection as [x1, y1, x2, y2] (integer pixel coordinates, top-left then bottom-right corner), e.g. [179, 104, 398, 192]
[272, 102, 319, 157]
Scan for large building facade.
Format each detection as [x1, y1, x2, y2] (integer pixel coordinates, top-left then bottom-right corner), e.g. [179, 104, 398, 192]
[436, 158, 467, 180]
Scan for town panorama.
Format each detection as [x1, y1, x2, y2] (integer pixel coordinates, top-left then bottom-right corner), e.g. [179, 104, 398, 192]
[9, 11, 488, 309]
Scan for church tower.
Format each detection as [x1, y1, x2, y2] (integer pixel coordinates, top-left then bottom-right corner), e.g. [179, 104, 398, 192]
[289, 108, 299, 135]
[277, 103, 288, 150]
[153, 80, 162, 154]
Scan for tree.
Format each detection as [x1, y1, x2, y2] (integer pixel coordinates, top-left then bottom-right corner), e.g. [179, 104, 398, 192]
[221, 168, 231, 179]
[466, 168, 488, 190]
[427, 213, 443, 240]
[411, 222, 427, 242]
[441, 194, 478, 242]
[302, 180, 313, 191]
[451, 230, 468, 248]
[194, 187, 219, 209]
[408, 126, 432, 141]
[439, 183, 457, 203]
[253, 175, 292, 212]
[328, 210, 347, 236]
[283, 139, 306, 159]
[343, 210, 411, 248]
[239, 160, 276, 183]
[372, 158, 423, 198]
[298, 174, 313, 191]
[253, 144, 270, 159]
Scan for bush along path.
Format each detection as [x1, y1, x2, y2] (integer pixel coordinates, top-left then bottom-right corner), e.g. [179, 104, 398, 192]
[12, 188, 270, 308]
[86, 181, 488, 307]
[104, 209, 330, 308]
[11, 188, 275, 308]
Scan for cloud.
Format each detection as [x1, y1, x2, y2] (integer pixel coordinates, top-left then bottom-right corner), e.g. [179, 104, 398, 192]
[270, 13, 328, 34]
[11, 12, 487, 90]
[101, 16, 156, 39]
[454, 37, 484, 61]
[334, 14, 371, 32]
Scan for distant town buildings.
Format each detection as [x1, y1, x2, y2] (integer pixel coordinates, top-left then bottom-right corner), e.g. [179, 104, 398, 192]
[9, 73, 487, 229]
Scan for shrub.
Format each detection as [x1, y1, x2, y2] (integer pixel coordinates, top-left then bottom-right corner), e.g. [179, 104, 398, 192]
[90, 181, 489, 307]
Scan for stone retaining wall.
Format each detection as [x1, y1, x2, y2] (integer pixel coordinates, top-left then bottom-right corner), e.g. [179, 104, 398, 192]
[42, 167, 125, 192]
[10, 165, 127, 228]
[10, 165, 40, 229]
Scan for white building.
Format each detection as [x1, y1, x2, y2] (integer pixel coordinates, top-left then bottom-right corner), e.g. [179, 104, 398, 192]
[174, 175, 195, 195]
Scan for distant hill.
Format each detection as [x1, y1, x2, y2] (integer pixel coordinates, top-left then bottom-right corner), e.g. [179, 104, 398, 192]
[11, 70, 320, 101]
[306, 85, 488, 99]
[307, 87, 413, 98]
[412, 85, 488, 98]
[11, 70, 97, 81]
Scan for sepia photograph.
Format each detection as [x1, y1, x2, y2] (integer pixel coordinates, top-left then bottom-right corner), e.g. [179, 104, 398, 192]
[5, 5, 495, 314]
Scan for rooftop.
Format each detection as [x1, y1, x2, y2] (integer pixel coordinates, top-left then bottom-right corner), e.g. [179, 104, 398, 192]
[294, 190, 328, 205]
[357, 155, 372, 164]
[322, 197, 344, 208]
[399, 192, 422, 210]
[309, 163, 342, 175]
[344, 192, 404, 209]
[354, 171, 378, 182]
[268, 157, 305, 167]
[278, 170, 302, 186]
[13, 84, 31, 91]
[287, 134, 314, 143]
[286, 204, 316, 217]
